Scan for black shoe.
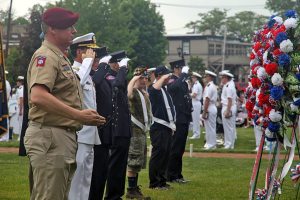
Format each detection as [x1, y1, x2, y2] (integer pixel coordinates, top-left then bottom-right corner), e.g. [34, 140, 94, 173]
[126, 186, 151, 199]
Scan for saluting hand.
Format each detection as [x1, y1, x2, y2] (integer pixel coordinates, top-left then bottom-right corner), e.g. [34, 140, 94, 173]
[82, 49, 95, 60]
[162, 73, 172, 80]
[78, 109, 106, 126]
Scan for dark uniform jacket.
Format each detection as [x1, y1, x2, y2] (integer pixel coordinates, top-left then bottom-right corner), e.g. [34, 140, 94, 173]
[167, 73, 192, 124]
[148, 85, 176, 132]
[93, 64, 131, 145]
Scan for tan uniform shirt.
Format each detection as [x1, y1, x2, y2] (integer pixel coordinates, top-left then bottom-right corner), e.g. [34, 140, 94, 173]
[27, 40, 83, 130]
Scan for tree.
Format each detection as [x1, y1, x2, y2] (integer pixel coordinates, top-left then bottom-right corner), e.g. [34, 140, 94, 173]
[227, 11, 268, 42]
[5, 47, 22, 85]
[121, 0, 167, 67]
[188, 56, 205, 74]
[57, 0, 166, 68]
[186, 9, 268, 42]
[265, 0, 300, 14]
[186, 8, 227, 36]
[13, 17, 29, 25]
[18, 7, 43, 79]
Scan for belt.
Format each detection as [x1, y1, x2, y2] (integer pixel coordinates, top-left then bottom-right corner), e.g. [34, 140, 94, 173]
[29, 121, 77, 132]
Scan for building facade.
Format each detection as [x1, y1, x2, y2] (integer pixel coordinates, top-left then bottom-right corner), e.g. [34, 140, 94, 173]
[165, 34, 251, 84]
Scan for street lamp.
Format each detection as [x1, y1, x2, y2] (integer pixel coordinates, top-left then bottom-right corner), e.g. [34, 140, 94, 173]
[177, 47, 184, 60]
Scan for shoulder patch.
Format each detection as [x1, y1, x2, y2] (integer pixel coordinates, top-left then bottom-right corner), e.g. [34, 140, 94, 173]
[207, 83, 210, 87]
[62, 65, 71, 71]
[36, 56, 46, 67]
[106, 75, 115, 80]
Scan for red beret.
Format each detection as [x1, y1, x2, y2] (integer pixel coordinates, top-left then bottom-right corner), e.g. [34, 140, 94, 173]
[42, 7, 79, 29]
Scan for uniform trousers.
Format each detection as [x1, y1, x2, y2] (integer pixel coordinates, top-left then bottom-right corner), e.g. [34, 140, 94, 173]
[191, 101, 201, 137]
[204, 106, 217, 148]
[149, 128, 172, 187]
[0, 118, 9, 141]
[89, 137, 130, 200]
[167, 123, 189, 181]
[69, 143, 94, 200]
[24, 121, 77, 200]
[222, 106, 237, 148]
[254, 124, 262, 148]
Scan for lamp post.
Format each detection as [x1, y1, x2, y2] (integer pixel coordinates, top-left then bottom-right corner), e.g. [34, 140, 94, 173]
[177, 47, 184, 61]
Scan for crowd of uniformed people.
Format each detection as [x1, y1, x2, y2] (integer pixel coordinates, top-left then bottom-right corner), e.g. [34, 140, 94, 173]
[9, 7, 242, 200]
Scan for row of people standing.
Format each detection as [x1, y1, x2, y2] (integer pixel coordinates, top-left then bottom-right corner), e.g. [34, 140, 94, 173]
[0, 75, 24, 142]
[189, 70, 238, 150]
[22, 6, 239, 200]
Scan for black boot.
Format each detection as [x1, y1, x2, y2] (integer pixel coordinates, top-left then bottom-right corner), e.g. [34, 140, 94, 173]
[126, 186, 151, 200]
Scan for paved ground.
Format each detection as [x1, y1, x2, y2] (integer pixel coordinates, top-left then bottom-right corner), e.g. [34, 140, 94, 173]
[1, 147, 298, 160]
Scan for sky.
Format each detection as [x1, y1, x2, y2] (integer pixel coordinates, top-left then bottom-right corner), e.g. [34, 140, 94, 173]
[0, 0, 272, 34]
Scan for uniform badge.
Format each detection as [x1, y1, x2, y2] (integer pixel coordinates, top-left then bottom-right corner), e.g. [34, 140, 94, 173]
[36, 56, 46, 67]
[106, 75, 115, 80]
[168, 79, 175, 84]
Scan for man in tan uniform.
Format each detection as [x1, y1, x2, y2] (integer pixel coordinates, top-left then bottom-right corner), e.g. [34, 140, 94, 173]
[24, 7, 105, 200]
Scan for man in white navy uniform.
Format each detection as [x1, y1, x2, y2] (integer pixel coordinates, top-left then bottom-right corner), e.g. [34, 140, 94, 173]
[69, 33, 106, 200]
[190, 72, 203, 139]
[16, 76, 24, 140]
[202, 70, 218, 150]
[219, 70, 237, 149]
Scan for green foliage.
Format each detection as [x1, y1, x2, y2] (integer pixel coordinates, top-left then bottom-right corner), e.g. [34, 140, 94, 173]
[188, 56, 206, 74]
[17, 9, 43, 79]
[122, 0, 167, 68]
[186, 8, 227, 36]
[60, 0, 166, 68]
[5, 47, 22, 85]
[265, 0, 300, 14]
[227, 11, 268, 42]
[186, 9, 268, 42]
[13, 17, 29, 25]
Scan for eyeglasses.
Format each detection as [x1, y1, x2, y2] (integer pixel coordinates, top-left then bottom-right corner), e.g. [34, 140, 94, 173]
[66, 25, 76, 32]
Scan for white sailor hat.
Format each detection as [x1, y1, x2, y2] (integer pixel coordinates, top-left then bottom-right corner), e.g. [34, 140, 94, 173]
[17, 76, 24, 80]
[192, 72, 202, 78]
[147, 67, 156, 73]
[71, 32, 99, 49]
[204, 70, 217, 77]
[219, 70, 234, 78]
[5, 70, 8, 74]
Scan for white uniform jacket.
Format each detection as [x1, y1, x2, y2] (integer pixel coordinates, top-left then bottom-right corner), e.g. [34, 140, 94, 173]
[72, 60, 101, 145]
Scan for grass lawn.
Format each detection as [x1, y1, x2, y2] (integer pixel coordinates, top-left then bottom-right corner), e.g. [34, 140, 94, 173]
[0, 127, 299, 199]
[0, 154, 299, 200]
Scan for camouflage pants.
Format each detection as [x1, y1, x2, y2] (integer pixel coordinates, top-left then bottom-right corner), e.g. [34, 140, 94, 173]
[127, 126, 147, 173]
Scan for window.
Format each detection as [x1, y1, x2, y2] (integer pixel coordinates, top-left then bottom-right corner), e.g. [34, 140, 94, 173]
[182, 40, 190, 55]
[226, 44, 235, 55]
[216, 44, 222, 55]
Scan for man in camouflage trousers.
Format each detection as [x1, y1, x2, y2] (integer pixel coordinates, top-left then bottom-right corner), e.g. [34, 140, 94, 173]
[126, 67, 152, 199]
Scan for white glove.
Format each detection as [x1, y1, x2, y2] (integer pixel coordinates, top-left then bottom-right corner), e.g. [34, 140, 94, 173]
[182, 66, 190, 74]
[99, 55, 112, 64]
[118, 58, 131, 68]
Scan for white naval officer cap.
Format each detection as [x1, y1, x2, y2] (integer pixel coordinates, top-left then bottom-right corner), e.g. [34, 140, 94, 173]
[17, 76, 24, 80]
[147, 67, 156, 73]
[219, 70, 234, 78]
[72, 32, 99, 49]
[192, 72, 202, 78]
[204, 70, 217, 77]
